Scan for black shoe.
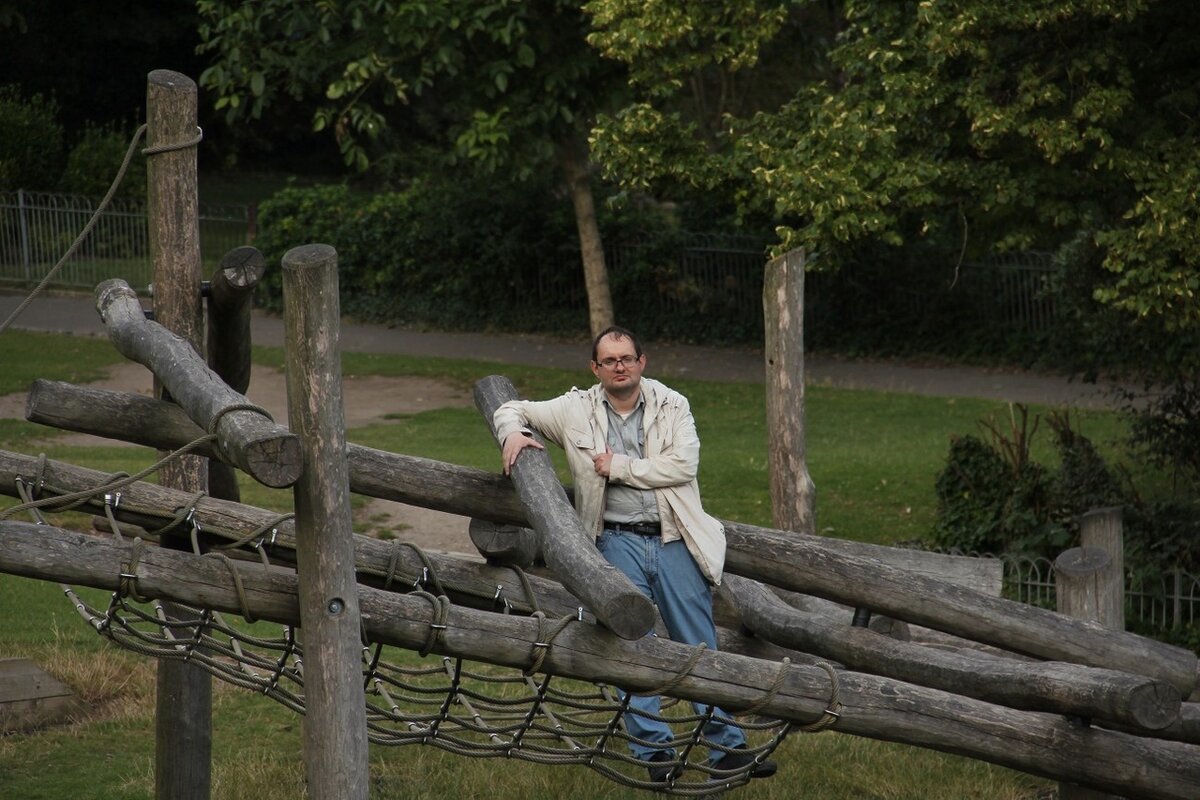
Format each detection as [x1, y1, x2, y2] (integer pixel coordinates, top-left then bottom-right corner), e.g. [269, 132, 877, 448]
[711, 745, 777, 779]
[645, 750, 677, 783]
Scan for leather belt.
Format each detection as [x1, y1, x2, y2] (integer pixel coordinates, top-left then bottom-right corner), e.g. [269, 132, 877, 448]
[604, 521, 661, 536]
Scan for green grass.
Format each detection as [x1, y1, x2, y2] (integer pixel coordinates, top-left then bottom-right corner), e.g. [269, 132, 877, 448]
[0, 330, 125, 395]
[0, 333, 1121, 798]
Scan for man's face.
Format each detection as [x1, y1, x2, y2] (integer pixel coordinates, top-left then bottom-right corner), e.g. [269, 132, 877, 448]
[591, 334, 645, 399]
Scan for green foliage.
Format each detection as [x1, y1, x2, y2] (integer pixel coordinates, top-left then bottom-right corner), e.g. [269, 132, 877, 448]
[196, 0, 621, 177]
[934, 404, 1200, 583]
[251, 179, 764, 342]
[933, 407, 1065, 555]
[59, 122, 146, 199]
[252, 176, 582, 331]
[0, 84, 64, 189]
[591, 0, 1200, 335]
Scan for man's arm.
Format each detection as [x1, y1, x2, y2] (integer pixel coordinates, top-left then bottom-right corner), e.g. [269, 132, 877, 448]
[492, 396, 570, 475]
[604, 398, 700, 489]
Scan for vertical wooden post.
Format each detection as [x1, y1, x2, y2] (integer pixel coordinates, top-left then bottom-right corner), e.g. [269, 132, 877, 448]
[1079, 506, 1125, 630]
[146, 68, 211, 800]
[282, 244, 369, 800]
[205, 246, 267, 502]
[1054, 544, 1123, 800]
[763, 247, 815, 535]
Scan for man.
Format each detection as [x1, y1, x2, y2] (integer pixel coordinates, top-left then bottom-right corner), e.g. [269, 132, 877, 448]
[493, 325, 776, 784]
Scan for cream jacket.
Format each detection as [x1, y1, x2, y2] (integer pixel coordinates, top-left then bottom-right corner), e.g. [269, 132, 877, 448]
[493, 377, 726, 584]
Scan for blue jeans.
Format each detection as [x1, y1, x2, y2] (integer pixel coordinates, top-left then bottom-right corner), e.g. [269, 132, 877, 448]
[596, 528, 746, 762]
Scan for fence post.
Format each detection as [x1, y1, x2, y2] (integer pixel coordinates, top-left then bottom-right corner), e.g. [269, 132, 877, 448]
[1053, 545, 1123, 800]
[146, 68, 211, 800]
[17, 189, 31, 281]
[282, 243, 370, 800]
[763, 247, 816, 535]
[1078, 506, 1124, 630]
[1173, 569, 1183, 630]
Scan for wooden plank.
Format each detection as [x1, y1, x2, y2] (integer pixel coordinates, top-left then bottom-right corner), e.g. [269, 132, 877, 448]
[0, 658, 80, 733]
[2, 520, 1199, 800]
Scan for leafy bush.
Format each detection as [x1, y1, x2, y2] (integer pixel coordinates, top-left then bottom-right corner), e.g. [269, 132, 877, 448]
[933, 407, 1066, 555]
[0, 85, 65, 190]
[253, 175, 582, 332]
[933, 405, 1200, 580]
[59, 122, 146, 199]
[252, 173, 766, 342]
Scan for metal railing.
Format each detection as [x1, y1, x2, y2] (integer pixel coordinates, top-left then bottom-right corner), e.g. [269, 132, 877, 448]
[0, 189, 252, 290]
[906, 543, 1200, 632]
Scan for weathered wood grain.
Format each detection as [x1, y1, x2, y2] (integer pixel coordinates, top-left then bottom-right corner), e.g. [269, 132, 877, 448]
[93, 279, 300, 488]
[2, 520, 1198, 800]
[763, 247, 815, 534]
[205, 245, 265, 503]
[20, 384, 1198, 692]
[281, 243, 369, 800]
[146, 67, 210, 800]
[724, 574, 1179, 731]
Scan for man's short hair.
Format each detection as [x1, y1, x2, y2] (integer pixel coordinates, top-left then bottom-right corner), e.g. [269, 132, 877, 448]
[591, 325, 643, 362]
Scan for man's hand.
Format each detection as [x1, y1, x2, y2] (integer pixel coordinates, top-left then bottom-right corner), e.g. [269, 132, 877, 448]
[502, 431, 545, 475]
[593, 446, 613, 478]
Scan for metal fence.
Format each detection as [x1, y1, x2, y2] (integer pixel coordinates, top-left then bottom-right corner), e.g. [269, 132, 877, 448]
[910, 544, 1200, 632]
[966, 251, 1057, 333]
[607, 232, 769, 343]
[0, 189, 252, 291]
[1, 189, 1059, 345]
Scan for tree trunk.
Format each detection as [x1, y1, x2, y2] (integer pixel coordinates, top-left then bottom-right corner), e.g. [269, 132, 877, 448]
[560, 137, 613, 338]
[763, 248, 815, 534]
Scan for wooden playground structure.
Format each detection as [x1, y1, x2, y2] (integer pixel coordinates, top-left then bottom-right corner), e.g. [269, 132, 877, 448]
[1, 70, 1199, 800]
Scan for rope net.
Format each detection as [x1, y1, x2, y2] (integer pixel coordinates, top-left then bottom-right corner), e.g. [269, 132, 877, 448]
[5, 463, 805, 796]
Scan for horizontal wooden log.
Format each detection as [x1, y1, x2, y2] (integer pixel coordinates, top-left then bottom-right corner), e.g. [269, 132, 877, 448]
[472, 375, 656, 640]
[2, 521, 1198, 800]
[22, 383, 1200, 693]
[26, 381, 528, 523]
[93, 280, 301, 488]
[7, 448, 825, 674]
[468, 518, 538, 568]
[0, 448, 574, 622]
[723, 574, 1179, 731]
[721, 524, 1198, 695]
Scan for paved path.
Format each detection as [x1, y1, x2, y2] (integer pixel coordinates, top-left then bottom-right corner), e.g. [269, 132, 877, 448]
[1, 289, 1115, 408]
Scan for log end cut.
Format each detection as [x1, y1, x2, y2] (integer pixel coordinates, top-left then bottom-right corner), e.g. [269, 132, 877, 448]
[595, 591, 658, 641]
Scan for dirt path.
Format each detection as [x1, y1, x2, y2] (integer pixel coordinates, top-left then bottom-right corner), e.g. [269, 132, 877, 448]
[1, 363, 481, 555]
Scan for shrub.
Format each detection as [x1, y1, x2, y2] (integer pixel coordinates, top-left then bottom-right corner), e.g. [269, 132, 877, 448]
[0, 85, 65, 190]
[59, 122, 146, 199]
[932, 409, 1066, 556]
[933, 405, 1200, 579]
[251, 173, 745, 340]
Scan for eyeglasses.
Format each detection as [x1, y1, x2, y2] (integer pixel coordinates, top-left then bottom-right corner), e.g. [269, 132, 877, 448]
[596, 355, 640, 369]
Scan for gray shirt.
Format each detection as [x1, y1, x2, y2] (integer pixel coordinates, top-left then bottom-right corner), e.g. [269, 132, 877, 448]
[602, 397, 659, 524]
